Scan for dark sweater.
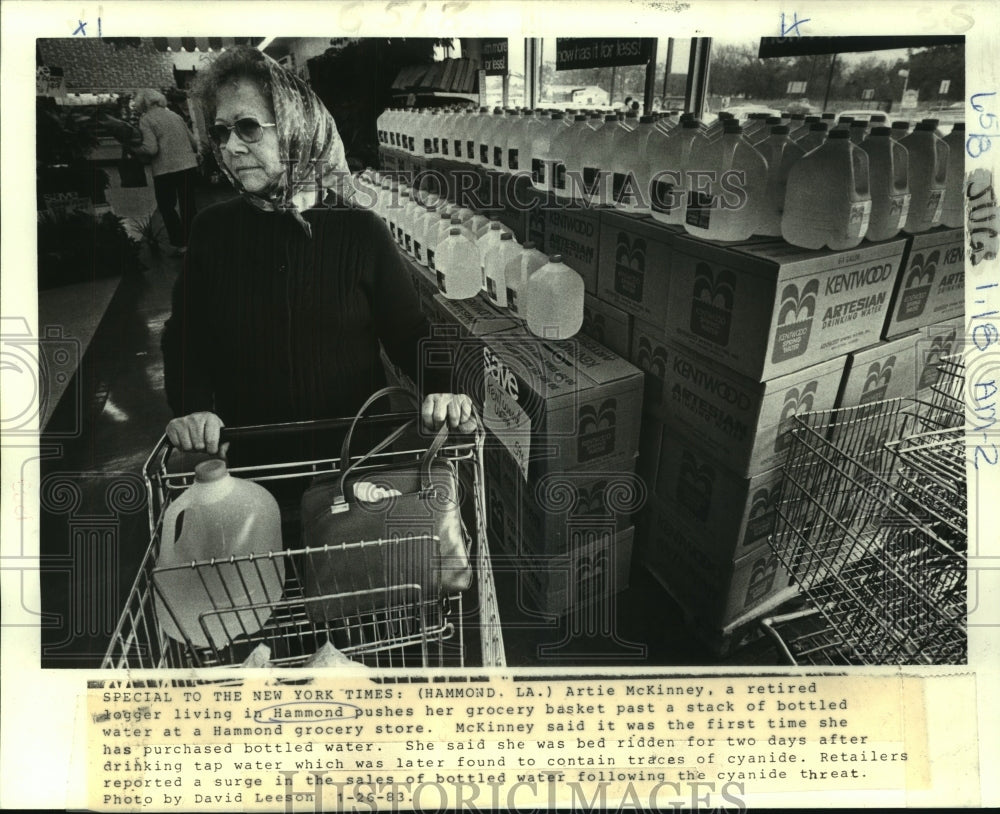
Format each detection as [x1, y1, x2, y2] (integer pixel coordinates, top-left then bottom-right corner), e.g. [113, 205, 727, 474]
[162, 198, 449, 441]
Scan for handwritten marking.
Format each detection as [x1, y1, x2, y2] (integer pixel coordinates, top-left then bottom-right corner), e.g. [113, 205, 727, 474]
[73, 20, 87, 35]
[780, 12, 810, 36]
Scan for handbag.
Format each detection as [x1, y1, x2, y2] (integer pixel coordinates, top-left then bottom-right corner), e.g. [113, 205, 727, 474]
[300, 387, 473, 621]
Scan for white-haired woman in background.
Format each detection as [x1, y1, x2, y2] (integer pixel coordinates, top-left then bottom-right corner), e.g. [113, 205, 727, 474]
[132, 87, 200, 254]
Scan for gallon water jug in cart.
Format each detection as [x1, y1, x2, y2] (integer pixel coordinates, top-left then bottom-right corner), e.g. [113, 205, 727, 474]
[154, 459, 284, 649]
[649, 120, 705, 225]
[860, 126, 911, 241]
[900, 121, 949, 233]
[504, 240, 547, 320]
[484, 232, 521, 307]
[435, 227, 481, 299]
[683, 121, 769, 242]
[940, 122, 966, 228]
[526, 255, 585, 339]
[782, 129, 871, 250]
[756, 125, 806, 237]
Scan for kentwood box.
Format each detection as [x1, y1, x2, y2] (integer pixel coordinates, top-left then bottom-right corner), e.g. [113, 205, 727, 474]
[835, 332, 919, 409]
[638, 495, 794, 628]
[658, 340, 846, 477]
[597, 211, 679, 323]
[916, 316, 967, 399]
[583, 292, 632, 359]
[654, 436, 785, 564]
[481, 328, 643, 480]
[484, 437, 638, 556]
[630, 318, 672, 419]
[543, 205, 602, 293]
[489, 520, 635, 617]
[884, 227, 965, 338]
[666, 234, 907, 382]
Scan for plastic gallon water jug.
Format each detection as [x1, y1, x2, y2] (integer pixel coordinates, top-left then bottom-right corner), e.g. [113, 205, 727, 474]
[526, 255, 585, 339]
[756, 125, 807, 237]
[940, 122, 966, 228]
[426, 208, 456, 272]
[484, 232, 521, 307]
[531, 112, 568, 190]
[511, 109, 542, 174]
[477, 220, 505, 289]
[649, 120, 705, 225]
[848, 120, 869, 144]
[860, 126, 911, 241]
[795, 122, 830, 152]
[582, 114, 627, 205]
[504, 241, 547, 320]
[782, 129, 872, 250]
[435, 227, 481, 299]
[900, 121, 949, 233]
[154, 459, 283, 649]
[890, 121, 911, 141]
[749, 117, 783, 146]
[683, 122, 769, 242]
[481, 107, 504, 166]
[613, 115, 658, 212]
[551, 114, 589, 200]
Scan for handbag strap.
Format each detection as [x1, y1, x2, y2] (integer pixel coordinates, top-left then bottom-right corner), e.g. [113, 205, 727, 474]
[339, 386, 419, 466]
[334, 420, 450, 509]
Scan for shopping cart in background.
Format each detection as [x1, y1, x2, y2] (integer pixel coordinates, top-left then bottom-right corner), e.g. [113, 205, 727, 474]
[761, 356, 967, 666]
[102, 413, 506, 670]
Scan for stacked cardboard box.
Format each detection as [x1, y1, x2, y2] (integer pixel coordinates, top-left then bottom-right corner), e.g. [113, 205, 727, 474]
[629, 225, 911, 630]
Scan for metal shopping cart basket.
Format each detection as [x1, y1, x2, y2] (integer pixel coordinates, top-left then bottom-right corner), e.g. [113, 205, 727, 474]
[102, 412, 506, 670]
[761, 357, 967, 665]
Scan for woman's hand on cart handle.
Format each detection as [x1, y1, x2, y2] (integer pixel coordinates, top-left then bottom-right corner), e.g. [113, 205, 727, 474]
[421, 393, 477, 434]
[166, 411, 229, 456]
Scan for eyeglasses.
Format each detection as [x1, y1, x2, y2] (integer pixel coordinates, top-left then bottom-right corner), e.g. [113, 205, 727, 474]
[207, 117, 276, 147]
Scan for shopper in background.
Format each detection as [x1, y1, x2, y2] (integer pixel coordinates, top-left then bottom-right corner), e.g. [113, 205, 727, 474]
[162, 46, 472, 461]
[132, 88, 200, 254]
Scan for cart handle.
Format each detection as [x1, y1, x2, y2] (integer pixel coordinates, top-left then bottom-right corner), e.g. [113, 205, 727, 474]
[216, 412, 415, 441]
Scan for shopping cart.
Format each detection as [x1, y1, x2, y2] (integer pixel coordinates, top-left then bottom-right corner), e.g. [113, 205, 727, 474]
[102, 412, 506, 670]
[761, 358, 968, 665]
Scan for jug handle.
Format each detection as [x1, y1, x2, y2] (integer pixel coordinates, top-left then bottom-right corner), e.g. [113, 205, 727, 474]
[852, 146, 870, 196]
[935, 138, 950, 181]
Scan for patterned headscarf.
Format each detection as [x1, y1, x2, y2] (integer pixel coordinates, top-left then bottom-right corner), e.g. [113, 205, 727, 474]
[210, 50, 351, 238]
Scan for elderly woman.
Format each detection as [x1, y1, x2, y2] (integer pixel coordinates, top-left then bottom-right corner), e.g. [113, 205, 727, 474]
[161, 47, 473, 461]
[132, 88, 200, 252]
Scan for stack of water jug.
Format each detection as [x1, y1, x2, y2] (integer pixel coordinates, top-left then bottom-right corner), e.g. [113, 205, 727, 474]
[354, 170, 586, 340]
[376, 106, 965, 248]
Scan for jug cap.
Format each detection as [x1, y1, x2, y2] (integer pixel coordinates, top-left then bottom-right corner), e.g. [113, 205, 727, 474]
[915, 121, 937, 131]
[605, 114, 619, 122]
[828, 130, 849, 139]
[952, 122, 965, 131]
[870, 114, 887, 122]
[870, 126, 892, 136]
[718, 111, 735, 120]
[548, 254, 563, 262]
[551, 112, 565, 120]
[805, 115, 821, 122]
[640, 115, 656, 123]
[821, 112, 836, 119]
[500, 232, 514, 241]
[838, 116, 855, 124]
[450, 215, 462, 223]
[523, 240, 537, 249]
[891, 120, 910, 128]
[790, 113, 806, 120]
[574, 114, 589, 122]
[921, 118, 940, 126]
[771, 125, 790, 135]
[449, 227, 461, 236]
[489, 220, 502, 229]
[195, 459, 228, 484]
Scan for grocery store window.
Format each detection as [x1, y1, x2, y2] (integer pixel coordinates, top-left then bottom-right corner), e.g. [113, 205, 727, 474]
[706, 37, 965, 130]
[537, 38, 689, 113]
[481, 38, 526, 108]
